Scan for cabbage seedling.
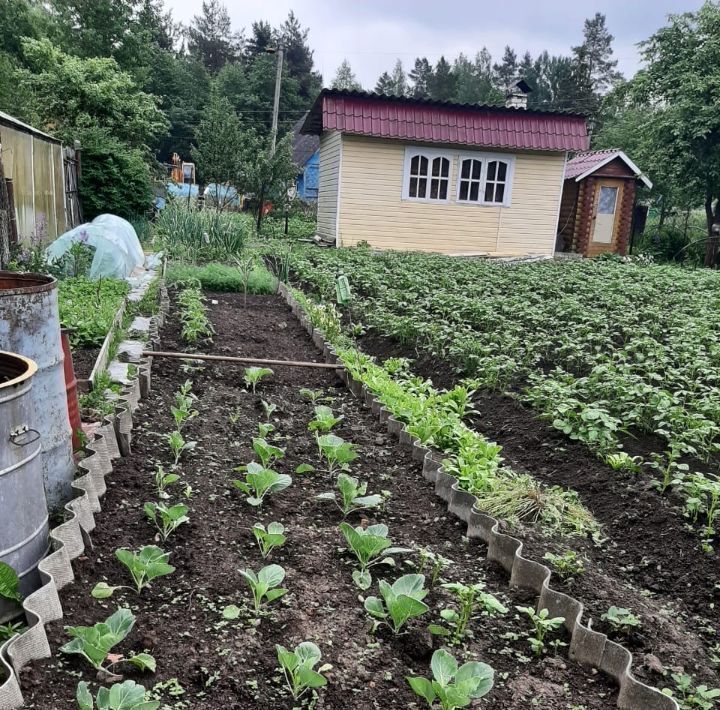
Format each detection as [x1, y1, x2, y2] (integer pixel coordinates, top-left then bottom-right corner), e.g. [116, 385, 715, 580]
[233, 462, 292, 506]
[61, 608, 155, 674]
[407, 649, 494, 709]
[601, 606, 641, 635]
[364, 574, 430, 633]
[299, 388, 324, 403]
[276, 641, 331, 700]
[257, 422, 275, 438]
[154, 466, 180, 499]
[416, 548, 453, 587]
[244, 367, 273, 394]
[252, 437, 285, 468]
[339, 522, 411, 590]
[308, 405, 343, 433]
[317, 434, 358, 473]
[76, 679, 160, 710]
[167, 430, 196, 466]
[252, 522, 287, 558]
[316, 473, 382, 517]
[516, 606, 565, 656]
[91, 546, 175, 598]
[261, 400, 277, 421]
[239, 564, 288, 614]
[144, 502, 189, 541]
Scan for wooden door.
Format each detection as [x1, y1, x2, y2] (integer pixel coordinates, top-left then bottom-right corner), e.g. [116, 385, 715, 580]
[591, 180, 623, 248]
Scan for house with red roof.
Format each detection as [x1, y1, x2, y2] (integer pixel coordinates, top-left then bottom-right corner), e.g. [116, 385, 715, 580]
[557, 149, 652, 257]
[301, 87, 590, 256]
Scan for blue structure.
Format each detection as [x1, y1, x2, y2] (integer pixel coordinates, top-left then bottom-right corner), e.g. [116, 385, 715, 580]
[292, 114, 320, 201]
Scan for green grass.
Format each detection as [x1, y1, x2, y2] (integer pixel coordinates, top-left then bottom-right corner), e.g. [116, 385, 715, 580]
[166, 262, 278, 294]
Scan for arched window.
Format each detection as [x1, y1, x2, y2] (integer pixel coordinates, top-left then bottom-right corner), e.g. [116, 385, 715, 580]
[484, 160, 509, 204]
[458, 158, 483, 202]
[405, 151, 451, 200]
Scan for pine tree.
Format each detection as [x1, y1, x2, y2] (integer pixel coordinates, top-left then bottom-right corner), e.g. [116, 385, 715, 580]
[244, 20, 274, 58]
[409, 57, 433, 98]
[389, 59, 407, 96]
[493, 45, 518, 91]
[429, 56, 455, 101]
[572, 12, 622, 95]
[331, 59, 361, 91]
[280, 11, 322, 102]
[374, 71, 394, 95]
[186, 0, 240, 74]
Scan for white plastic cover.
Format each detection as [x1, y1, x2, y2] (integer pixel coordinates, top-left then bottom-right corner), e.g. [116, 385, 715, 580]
[46, 214, 144, 279]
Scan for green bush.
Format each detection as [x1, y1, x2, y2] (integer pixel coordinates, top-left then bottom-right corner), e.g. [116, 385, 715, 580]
[166, 262, 277, 294]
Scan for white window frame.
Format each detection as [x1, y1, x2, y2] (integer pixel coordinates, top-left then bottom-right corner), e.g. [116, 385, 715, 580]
[456, 151, 515, 207]
[402, 147, 454, 203]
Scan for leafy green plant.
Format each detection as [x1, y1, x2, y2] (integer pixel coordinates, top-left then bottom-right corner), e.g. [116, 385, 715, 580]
[317, 434, 358, 473]
[171, 382, 198, 431]
[299, 388, 324, 403]
[601, 606, 642, 635]
[316, 473, 383, 517]
[239, 564, 288, 614]
[257, 422, 275, 438]
[92, 546, 174, 598]
[407, 648, 494, 709]
[416, 548, 454, 587]
[429, 582, 507, 644]
[233, 462, 292, 506]
[516, 606, 565, 656]
[154, 466, 180, 499]
[144, 502, 189, 541]
[167, 430, 196, 466]
[261, 400, 277, 421]
[543, 551, 585, 582]
[0, 562, 21, 602]
[0, 621, 25, 641]
[252, 437, 285, 468]
[177, 285, 213, 344]
[276, 641, 330, 701]
[252, 522, 287, 559]
[339, 522, 412, 590]
[364, 574, 430, 633]
[308, 405, 343, 433]
[244, 367, 273, 394]
[61, 608, 154, 673]
[605, 452, 643, 473]
[662, 673, 720, 710]
[76, 680, 159, 710]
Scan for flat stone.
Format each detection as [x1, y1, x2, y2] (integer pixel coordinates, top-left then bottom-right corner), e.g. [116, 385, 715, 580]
[116, 340, 145, 363]
[108, 360, 132, 385]
[128, 316, 151, 336]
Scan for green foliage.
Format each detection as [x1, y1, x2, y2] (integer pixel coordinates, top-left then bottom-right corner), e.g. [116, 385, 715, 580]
[61, 608, 137, 670]
[166, 430, 196, 466]
[0, 562, 21, 602]
[0, 621, 25, 641]
[177, 285, 213, 344]
[244, 367, 273, 394]
[416, 548, 454, 587]
[115, 546, 175, 593]
[275, 641, 329, 701]
[542, 551, 585, 581]
[239, 564, 288, 614]
[316, 472, 383, 517]
[165, 262, 277, 294]
[662, 672, 720, 710]
[308, 405, 343, 433]
[516, 606, 566, 656]
[233, 462, 292, 506]
[251, 437, 284, 468]
[76, 679, 160, 710]
[316, 434, 358, 473]
[601, 606, 642, 635]
[144, 502, 189, 541]
[58, 277, 130, 348]
[252, 522, 286, 559]
[364, 574, 430, 633]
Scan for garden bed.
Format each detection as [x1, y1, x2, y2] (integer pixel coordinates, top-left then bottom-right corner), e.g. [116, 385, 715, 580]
[19, 292, 622, 709]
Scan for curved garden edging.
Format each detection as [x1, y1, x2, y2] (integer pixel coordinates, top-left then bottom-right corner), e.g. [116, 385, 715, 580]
[278, 281, 678, 710]
[0, 285, 168, 710]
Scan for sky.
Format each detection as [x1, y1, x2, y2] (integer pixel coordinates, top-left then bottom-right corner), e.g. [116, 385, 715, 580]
[169, 0, 704, 87]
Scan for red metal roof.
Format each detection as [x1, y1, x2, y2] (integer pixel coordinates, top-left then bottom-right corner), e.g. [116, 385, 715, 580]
[302, 90, 589, 153]
[564, 149, 621, 179]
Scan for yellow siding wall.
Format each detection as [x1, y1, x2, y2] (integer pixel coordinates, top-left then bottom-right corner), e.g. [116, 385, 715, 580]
[338, 135, 566, 256]
[317, 130, 341, 242]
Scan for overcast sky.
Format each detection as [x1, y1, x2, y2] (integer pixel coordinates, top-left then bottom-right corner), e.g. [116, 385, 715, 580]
[169, 0, 703, 87]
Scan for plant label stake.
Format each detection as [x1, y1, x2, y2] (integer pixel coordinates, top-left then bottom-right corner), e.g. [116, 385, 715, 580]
[336, 273, 353, 326]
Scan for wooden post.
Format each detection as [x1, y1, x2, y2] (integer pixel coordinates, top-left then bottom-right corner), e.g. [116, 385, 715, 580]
[0, 148, 10, 268]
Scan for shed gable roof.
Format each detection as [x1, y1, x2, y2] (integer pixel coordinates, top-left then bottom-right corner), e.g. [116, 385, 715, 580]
[302, 89, 589, 152]
[565, 149, 652, 188]
[291, 113, 319, 167]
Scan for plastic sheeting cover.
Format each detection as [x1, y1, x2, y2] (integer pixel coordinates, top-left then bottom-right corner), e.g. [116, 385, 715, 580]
[46, 214, 144, 279]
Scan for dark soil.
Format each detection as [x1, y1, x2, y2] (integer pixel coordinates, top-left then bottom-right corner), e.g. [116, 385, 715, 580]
[19, 293, 620, 709]
[356, 331, 720, 690]
[70, 346, 100, 380]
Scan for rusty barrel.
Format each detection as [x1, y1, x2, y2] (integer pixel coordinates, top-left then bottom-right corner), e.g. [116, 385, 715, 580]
[0, 272, 75, 510]
[0, 351, 49, 622]
[60, 328, 82, 451]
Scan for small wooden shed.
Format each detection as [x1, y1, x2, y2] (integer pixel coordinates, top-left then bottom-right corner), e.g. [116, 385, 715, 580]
[556, 149, 652, 257]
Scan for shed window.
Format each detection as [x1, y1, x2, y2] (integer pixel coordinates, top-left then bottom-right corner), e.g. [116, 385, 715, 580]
[405, 151, 452, 201]
[457, 154, 514, 206]
[484, 160, 508, 204]
[458, 159, 483, 202]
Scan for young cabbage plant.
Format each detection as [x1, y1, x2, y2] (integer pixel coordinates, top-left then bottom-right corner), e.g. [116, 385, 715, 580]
[252, 522, 287, 559]
[171, 384, 198, 432]
[239, 564, 288, 614]
[0, 561, 21, 603]
[92, 546, 175, 598]
[340, 522, 412, 590]
[308, 405, 343, 433]
[364, 574, 430, 633]
[154, 466, 180, 499]
[244, 367, 273, 394]
[601, 606, 642, 635]
[416, 548, 454, 587]
[260, 400, 277, 421]
[516, 606, 565, 656]
[276, 641, 331, 701]
[252, 437, 285, 468]
[317, 434, 358, 473]
[61, 608, 155, 674]
[299, 388, 324, 404]
[257, 422, 275, 438]
[407, 648, 494, 710]
[144, 502, 189, 541]
[316, 473, 383, 517]
[76, 679, 160, 710]
[233, 462, 292, 506]
[167, 430, 196, 466]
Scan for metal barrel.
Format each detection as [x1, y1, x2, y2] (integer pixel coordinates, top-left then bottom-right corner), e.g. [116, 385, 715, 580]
[0, 351, 49, 623]
[0, 272, 75, 510]
[60, 328, 82, 451]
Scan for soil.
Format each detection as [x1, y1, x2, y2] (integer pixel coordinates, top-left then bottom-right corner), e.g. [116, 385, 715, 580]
[356, 331, 720, 691]
[70, 346, 100, 380]
[19, 293, 621, 709]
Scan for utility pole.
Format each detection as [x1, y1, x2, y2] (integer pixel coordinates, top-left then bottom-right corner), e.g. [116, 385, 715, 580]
[270, 45, 284, 155]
